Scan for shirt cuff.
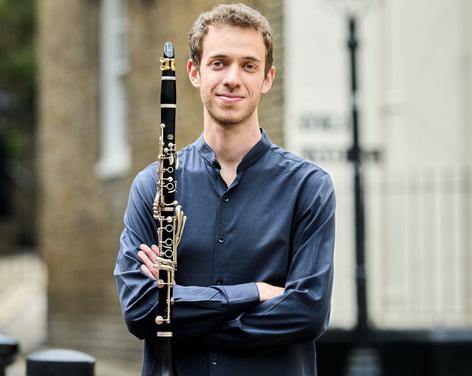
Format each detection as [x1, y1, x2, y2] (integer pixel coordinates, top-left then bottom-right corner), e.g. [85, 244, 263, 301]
[172, 282, 260, 307]
[218, 282, 260, 305]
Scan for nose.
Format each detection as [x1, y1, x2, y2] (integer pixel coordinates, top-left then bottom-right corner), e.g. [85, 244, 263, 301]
[222, 64, 241, 89]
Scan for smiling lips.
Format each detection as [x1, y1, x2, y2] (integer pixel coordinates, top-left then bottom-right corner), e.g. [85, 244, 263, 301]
[216, 93, 244, 104]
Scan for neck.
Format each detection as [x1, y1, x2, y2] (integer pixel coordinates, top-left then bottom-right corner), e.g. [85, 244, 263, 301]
[203, 110, 262, 167]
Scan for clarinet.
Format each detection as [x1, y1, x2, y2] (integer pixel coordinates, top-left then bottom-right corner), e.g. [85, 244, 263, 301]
[151, 42, 186, 376]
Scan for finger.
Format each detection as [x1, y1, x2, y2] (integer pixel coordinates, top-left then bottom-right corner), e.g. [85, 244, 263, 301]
[151, 244, 160, 257]
[137, 248, 153, 264]
[140, 265, 156, 280]
[140, 244, 160, 260]
[138, 250, 157, 278]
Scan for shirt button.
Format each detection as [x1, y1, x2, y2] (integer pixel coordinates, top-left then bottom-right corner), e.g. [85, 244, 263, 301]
[218, 236, 225, 244]
[215, 279, 223, 285]
[223, 195, 229, 202]
[211, 359, 219, 366]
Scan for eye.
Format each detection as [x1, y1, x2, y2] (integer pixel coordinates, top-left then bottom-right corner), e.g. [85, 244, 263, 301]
[244, 63, 257, 72]
[210, 60, 225, 70]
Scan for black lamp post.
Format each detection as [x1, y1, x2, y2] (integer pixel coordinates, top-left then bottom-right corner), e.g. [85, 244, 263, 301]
[345, 12, 382, 376]
[324, 1, 381, 374]
[348, 12, 367, 341]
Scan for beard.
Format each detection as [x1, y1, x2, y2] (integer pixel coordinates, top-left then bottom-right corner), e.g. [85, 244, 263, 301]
[203, 94, 258, 127]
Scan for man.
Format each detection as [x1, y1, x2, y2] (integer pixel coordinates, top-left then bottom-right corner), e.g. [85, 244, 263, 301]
[114, 3, 335, 376]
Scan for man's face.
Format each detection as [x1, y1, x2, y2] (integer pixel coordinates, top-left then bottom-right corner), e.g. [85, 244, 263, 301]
[188, 24, 275, 127]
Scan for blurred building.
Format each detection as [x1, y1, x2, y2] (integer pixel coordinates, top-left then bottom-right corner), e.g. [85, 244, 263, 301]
[37, 0, 283, 362]
[285, 0, 472, 330]
[286, 1, 472, 374]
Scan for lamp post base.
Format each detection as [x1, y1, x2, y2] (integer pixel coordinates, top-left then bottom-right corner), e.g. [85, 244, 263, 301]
[344, 347, 381, 376]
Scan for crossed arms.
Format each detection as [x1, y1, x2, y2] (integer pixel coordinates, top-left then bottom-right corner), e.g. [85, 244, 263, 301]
[114, 169, 335, 349]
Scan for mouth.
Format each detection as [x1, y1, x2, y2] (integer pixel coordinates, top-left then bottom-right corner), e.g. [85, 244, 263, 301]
[215, 93, 244, 104]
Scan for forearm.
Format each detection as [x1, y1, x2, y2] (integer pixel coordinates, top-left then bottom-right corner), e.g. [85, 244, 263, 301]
[126, 243, 261, 339]
[171, 283, 260, 337]
[200, 268, 333, 350]
[116, 260, 260, 339]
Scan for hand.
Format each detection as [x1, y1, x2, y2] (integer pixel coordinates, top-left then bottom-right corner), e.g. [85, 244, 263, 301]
[256, 282, 284, 302]
[138, 244, 160, 280]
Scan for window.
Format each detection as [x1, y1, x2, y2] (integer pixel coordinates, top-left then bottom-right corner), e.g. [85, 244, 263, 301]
[96, 0, 130, 178]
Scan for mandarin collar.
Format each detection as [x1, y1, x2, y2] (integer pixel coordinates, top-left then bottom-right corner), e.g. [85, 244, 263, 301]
[195, 128, 272, 171]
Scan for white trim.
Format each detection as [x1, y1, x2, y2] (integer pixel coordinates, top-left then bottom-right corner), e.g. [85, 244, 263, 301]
[96, 0, 130, 179]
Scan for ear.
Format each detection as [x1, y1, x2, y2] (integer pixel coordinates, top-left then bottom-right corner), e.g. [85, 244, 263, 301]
[187, 59, 200, 88]
[261, 66, 276, 94]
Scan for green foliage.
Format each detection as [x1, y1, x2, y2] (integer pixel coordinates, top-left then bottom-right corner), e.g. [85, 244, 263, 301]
[0, 0, 36, 101]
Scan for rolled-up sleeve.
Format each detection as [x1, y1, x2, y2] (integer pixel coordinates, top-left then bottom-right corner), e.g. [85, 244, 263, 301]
[201, 173, 336, 349]
[114, 169, 260, 340]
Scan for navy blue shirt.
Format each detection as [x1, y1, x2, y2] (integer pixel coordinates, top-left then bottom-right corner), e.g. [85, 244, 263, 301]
[114, 130, 336, 376]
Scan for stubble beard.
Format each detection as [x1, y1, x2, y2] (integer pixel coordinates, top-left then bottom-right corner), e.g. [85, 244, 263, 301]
[204, 96, 258, 128]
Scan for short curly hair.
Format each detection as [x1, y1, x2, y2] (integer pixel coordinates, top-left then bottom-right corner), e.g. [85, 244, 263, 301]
[188, 3, 274, 76]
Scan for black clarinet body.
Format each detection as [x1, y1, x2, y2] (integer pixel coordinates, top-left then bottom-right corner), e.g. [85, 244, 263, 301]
[151, 42, 186, 376]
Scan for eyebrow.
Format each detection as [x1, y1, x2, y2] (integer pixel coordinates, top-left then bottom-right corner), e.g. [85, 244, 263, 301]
[208, 54, 261, 63]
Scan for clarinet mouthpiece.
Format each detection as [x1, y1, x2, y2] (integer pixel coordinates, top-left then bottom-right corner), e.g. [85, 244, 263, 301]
[164, 42, 174, 58]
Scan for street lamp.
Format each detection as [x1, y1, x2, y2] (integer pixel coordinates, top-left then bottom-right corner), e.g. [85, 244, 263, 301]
[322, 0, 381, 374]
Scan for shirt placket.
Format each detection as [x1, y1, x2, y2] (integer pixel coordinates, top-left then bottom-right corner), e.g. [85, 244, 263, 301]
[209, 164, 239, 375]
